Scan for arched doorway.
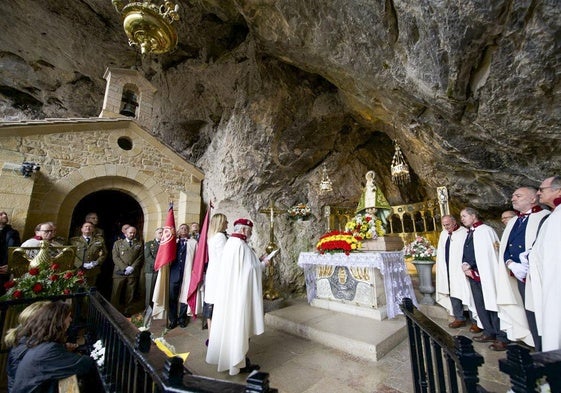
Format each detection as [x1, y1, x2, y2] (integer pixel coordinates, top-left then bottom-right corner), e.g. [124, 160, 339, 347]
[70, 190, 144, 299]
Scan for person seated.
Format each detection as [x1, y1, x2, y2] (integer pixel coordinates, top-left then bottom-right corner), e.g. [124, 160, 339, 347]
[5, 301, 50, 392]
[9, 301, 97, 393]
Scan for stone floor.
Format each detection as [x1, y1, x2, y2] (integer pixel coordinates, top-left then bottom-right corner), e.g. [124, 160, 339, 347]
[149, 297, 512, 393]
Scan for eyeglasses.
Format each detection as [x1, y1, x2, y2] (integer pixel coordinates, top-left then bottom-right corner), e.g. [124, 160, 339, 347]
[40, 229, 54, 233]
[538, 186, 559, 192]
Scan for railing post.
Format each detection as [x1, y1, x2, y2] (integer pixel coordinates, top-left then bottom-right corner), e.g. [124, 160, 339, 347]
[246, 371, 278, 393]
[454, 336, 484, 392]
[163, 356, 185, 386]
[499, 344, 542, 393]
[135, 330, 151, 353]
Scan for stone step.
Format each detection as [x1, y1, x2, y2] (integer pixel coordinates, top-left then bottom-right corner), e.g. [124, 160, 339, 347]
[264, 299, 408, 362]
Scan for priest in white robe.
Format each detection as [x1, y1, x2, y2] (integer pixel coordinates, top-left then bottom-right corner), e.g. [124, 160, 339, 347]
[497, 187, 549, 350]
[206, 218, 269, 375]
[460, 207, 505, 350]
[435, 215, 477, 329]
[529, 176, 561, 351]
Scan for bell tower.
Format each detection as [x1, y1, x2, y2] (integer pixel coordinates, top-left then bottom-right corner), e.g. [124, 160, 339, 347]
[99, 67, 157, 130]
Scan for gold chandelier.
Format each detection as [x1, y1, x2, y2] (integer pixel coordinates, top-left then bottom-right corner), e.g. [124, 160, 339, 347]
[390, 141, 411, 186]
[112, 0, 180, 55]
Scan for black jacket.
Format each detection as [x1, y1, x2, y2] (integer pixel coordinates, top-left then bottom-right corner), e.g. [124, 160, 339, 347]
[0, 224, 21, 266]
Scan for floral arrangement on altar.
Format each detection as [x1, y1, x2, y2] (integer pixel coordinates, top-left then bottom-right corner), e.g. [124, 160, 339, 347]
[287, 203, 311, 219]
[316, 230, 362, 255]
[1, 262, 86, 300]
[403, 236, 436, 261]
[344, 213, 385, 240]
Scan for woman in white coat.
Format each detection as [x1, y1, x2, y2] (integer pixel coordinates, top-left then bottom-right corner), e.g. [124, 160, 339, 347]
[202, 213, 228, 339]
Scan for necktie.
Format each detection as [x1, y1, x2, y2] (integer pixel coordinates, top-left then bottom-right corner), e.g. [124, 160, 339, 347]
[445, 233, 452, 264]
[129, 240, 133, 247]
[85, 237, 90, 244]
[465, 229, 474, 244]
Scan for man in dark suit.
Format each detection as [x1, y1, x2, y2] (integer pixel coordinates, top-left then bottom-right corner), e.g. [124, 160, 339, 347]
[168, 224, 197, 329]
[0, 211, 21, 295]
[111, 226, 143, 316]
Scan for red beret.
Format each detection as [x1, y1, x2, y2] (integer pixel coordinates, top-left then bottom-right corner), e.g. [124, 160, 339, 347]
[234, 218, 253, 227]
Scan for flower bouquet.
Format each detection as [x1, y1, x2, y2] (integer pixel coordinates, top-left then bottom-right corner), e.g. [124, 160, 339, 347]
[344, 213, 385, 240]
[316, 230, 362, 255]
[287, 203, 311, 220]
[1, 262, 87, 300]
[90, 339, 106, 368]
[403, 236, 436, 261]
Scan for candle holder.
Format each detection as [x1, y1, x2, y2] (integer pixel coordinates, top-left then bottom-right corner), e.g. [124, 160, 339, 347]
[259, 201, 285, 300]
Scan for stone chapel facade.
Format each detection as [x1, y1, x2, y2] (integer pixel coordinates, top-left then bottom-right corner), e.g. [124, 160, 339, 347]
[0, 68, 203, 241]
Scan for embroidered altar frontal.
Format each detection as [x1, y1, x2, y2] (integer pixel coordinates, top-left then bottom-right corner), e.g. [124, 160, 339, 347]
[298, 251, 416, 320]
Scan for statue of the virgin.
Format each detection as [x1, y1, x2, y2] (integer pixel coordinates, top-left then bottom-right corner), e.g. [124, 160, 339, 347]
[355, 170, 391, 228]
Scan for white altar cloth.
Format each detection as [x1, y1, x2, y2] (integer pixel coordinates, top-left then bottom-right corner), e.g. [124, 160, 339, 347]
[297, 251, 417, 319]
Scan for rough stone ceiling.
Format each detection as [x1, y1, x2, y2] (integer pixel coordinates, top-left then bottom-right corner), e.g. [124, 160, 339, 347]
[1, 0, 561, 220]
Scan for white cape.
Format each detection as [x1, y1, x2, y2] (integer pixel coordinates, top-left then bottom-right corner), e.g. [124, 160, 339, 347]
[435, 227, 477, 319]
[204, 232, 228, 304]
[496, 210, 548, 346]
[152, 265, 169, 320]
[472, 224, 500, 312]
[529, 205, 561, 351]
[179, 238, 198, 314]
[206, 236, 265, 375]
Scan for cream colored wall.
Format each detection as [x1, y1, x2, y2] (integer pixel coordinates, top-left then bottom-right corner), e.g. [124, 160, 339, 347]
[0, 120, 203, 241]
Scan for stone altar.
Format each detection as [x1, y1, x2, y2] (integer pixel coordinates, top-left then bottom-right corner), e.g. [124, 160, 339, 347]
[298, 251, 417, 320]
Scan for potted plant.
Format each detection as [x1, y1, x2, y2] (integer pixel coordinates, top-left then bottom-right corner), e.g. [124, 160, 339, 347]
[403, 236, 437, 305]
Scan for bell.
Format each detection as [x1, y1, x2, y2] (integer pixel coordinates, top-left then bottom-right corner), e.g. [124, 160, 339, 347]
[120, 102, 137, 117]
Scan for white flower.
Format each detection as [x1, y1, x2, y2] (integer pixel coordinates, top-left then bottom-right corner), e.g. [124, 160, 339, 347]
[154, 337, 176, 354]
[90, 339, 106, 368]
[403, 236, 436, 261]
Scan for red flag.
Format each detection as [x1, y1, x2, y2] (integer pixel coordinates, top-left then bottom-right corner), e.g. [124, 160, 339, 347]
[186, 203, 212, 316]
[154, 203, 177, 271]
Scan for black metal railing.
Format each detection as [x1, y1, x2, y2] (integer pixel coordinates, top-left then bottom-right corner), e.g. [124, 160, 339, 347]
[499, 343, 561, 393]
[0, 290, 277, 393]
[400, 298, 487, 393]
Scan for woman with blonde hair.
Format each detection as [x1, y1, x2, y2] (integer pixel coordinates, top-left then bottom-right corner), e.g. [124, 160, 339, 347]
[5, 301, 50, 392]
[202, 213, 228, 341]
[4, 301, 49, 347]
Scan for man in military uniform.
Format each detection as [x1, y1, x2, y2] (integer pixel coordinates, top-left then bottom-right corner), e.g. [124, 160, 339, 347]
[85, 212, 104, 238]
[69, 222, 107, 287]
[143, 227, 162, 308]
[111, 226, 143, 316]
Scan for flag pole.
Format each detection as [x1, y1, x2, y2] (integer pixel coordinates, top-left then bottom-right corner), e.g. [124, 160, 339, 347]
[151, 202, 177, 321]
[185, 202, 213, 318]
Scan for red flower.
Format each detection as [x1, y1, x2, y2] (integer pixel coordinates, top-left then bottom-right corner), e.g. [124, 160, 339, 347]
[4, 280, 15, 289]
[50, 263, 60, 270]
[50, 274, 59, 282]
[63, 289, 71, 295]
[77, 279, 84, 285]
[12, 290, 22, 299]
[32, 283, 43, 293]
[77, 270, 85, 277]
[64, 271, 74, 279]
[29, 268, 40, 276]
